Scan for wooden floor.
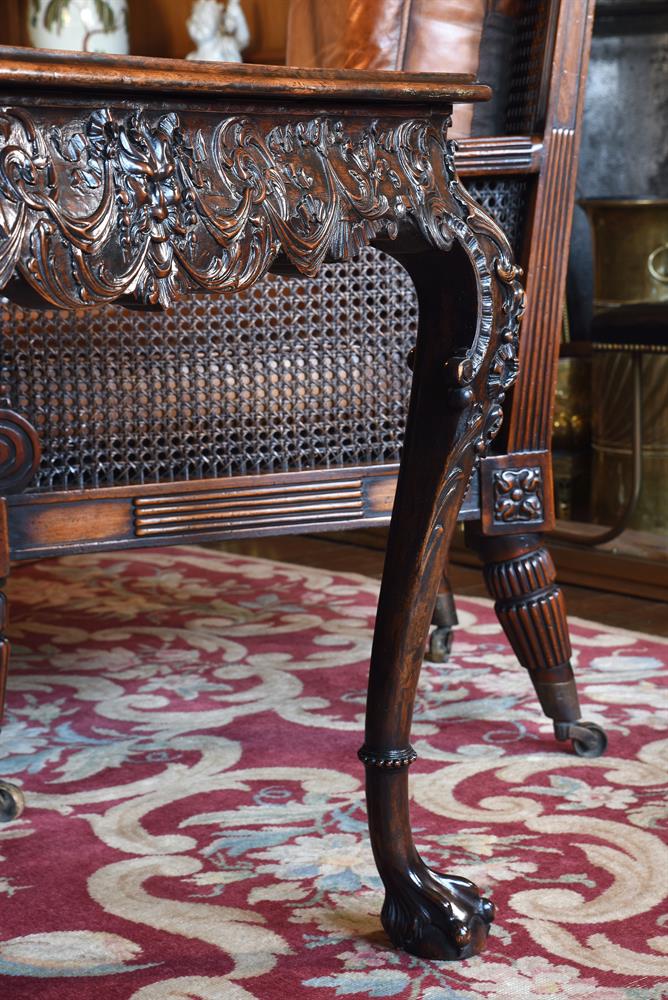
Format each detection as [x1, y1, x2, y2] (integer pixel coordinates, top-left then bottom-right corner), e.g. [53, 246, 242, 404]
[216, 529, 668, 638]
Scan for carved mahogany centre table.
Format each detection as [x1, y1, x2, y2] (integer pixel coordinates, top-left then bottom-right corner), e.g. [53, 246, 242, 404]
[0, 48, 526, 960]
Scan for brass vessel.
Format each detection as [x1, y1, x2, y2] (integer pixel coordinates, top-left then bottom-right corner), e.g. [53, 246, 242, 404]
[582, 198, 668, 536]
[581, 198, 668, 308]
[591, 353, 668, 535]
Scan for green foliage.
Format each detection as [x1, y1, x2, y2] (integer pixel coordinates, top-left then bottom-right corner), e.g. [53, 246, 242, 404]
[43, 0, 72, 32]
[42, 0, 118, 34]
[93, 0, 117, 33]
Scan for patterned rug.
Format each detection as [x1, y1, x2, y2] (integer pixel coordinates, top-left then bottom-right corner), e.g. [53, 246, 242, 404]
[0, 546, 667, 999]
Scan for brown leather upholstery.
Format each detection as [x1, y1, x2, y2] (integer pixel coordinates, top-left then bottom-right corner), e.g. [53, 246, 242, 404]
[286, 0, 489, 137]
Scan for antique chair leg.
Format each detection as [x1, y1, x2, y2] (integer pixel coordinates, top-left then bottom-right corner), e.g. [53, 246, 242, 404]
[0, 412, 40, 823]
[428, 569, 458, 662]
[473, 530, 607, 757]
[0, 583, 24, 823]
[360, 221, 523, 958]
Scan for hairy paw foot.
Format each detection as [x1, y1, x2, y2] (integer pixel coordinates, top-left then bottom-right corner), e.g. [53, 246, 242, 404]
[381, 863, 494, 960]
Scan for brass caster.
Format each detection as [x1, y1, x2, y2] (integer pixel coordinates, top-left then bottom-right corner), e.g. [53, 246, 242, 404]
[427, 625, 454, 663]
[0, 781, 25, 822]
[554, 720, 608, 758]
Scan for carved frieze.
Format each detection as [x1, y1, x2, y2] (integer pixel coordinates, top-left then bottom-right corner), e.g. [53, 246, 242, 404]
[0, 108, 467, 309]
[0, 103, 525, 527]
[0, 109, 522, 385]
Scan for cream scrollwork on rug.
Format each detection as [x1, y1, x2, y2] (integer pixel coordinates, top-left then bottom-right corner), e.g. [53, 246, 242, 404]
[130, 978, 260, 1000]
[2, 547, 666, 997]
[88, 856, 290, 980]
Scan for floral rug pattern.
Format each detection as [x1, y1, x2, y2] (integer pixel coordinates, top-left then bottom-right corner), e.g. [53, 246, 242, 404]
[0, 546, 667, 999]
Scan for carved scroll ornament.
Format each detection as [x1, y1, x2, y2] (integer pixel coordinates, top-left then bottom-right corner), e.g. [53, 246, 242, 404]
[0, 105, 523, 486]
[0, 108, 519, 315]
[0, 107, 524, 572]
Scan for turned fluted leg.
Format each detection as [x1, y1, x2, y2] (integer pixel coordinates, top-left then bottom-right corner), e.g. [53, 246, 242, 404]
[474, 532, 607, 757]
[360, 228, 523, 959]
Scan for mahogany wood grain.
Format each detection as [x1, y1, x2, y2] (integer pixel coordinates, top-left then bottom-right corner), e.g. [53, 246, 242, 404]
[0, 44, 486, 104]
[6, 465, 480, 562]
[506, 0, 596, 453]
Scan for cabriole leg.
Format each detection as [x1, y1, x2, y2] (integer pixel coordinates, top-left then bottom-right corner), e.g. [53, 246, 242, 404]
[360, 229, 522, 959]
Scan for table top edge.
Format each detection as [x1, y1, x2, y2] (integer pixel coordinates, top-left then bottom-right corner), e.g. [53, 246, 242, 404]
[0, 45, 491, 105]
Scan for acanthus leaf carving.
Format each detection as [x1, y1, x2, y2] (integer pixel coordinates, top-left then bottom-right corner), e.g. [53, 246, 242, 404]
[0, 106, 525, 520]
[0, 108, 451, 309]
[0, 106, 522, 325]
[413, 126, 525, 575]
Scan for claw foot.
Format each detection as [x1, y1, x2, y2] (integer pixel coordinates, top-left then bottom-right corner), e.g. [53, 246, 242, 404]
[381, 861, 494, 959]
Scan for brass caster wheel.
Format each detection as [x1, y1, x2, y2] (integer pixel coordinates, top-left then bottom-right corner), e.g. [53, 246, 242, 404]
[426, 625, 454, 663]
[0, 781, 25, 822]
[554, 721, 608, 758]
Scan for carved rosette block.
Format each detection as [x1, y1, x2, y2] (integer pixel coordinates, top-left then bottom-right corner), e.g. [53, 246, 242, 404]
[493, 466, 543, 523]
[479, 451, 553, 536]
[483, 544, 571, 672]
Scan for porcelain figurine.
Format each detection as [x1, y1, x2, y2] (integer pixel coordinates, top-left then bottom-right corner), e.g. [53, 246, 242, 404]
[186, 0, 250, 63]
[28, 0, 129, 54]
